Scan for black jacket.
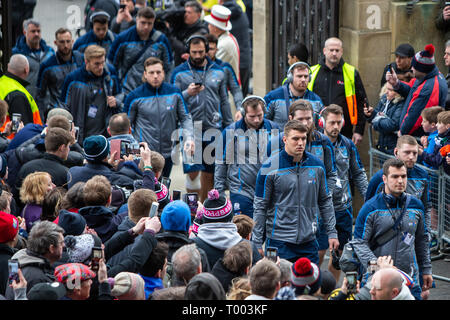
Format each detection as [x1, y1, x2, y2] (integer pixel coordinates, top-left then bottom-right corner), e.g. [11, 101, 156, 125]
[310, 57, 368, 138]
[169, 19, 208, 66]
[0, 244, 17, 296]
[210, 258, 245, 293]
[5, 249, 55, 299]
[16, 152, 70, 191]
[155, 231, 210, 272]
[79, 206, 124, 243]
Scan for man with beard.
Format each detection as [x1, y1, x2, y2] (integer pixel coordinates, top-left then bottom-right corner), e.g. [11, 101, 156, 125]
[214, 96, 279, 218]
[353, 158, 432, 300]
[171, 35, 232, 202]
[37, 28, 84, 118]
[263, 62, 323, 129]
[252, 120, 339, 265]
[318, 104, 368, 281]
[108, 7, 173, 95]
[365, 135, 431, 241]
[12, 19, 55, 104]
[124, 57, 194, 178]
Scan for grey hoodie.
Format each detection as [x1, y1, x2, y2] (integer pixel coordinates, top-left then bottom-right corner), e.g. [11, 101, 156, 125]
[196, 223, 242, 251]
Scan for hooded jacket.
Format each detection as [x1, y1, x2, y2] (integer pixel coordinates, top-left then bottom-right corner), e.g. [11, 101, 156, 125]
[367, 93, 404, 154]
[421, 127, 450, 174]
[36, 50, 85, 112]
[5, 249, 55, 299]
[60, 65, 122, 144]
[108, 26, 172, 94]
[192, 222, 242, 268]
[263, 84, 324, 129]
[12, 36, 55, 100]
[214, 118, 279, 201]
[124, 81, 193, 158]
[171, 57, 232, 131]
[397, 66, 447, 137]
[252, 150, 337, 248]
[353, 193, 431, 288]
[79, 205, 123, 243]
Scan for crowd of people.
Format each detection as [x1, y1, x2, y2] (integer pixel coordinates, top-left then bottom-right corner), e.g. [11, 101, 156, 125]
[0, 0, 450, 302]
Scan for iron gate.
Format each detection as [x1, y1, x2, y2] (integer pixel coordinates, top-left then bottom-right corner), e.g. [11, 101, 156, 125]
[271, 0, 340, 89]
[0, 0, 12, 73]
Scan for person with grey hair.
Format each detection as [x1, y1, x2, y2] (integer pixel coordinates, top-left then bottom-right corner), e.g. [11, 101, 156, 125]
[171, 244, 202, 286]
[444, 39, 450, 109]
[278, 258, 293, 288]
[4, 221, 65, 299]
[0, 54, 43, 129]
[12, 19, 55, 104]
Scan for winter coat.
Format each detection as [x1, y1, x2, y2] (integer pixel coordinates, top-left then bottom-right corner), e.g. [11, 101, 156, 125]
[0, 244, 17, 296]
[5, 249, 55, 299]
[397, 66, 447, 137]
[422, 127, 450, 174]
[12, 36, 55, 100]
[367, 93, 404, 154]
[79, 206, 123, 243]
[210, 258, 245, 293]
[73, 29, 116, 55]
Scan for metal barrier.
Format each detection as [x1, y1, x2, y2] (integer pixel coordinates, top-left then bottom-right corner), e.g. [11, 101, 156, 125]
[367, 125, 450, 282]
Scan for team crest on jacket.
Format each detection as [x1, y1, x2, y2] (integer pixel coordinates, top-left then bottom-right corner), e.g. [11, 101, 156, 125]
[166, 96, 174, 110]
[308, 169, 316, 184]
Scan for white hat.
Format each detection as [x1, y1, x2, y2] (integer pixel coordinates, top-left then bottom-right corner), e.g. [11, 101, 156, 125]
[204, 5, 232, 31]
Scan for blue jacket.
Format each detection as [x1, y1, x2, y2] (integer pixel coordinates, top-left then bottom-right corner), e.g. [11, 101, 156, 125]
[397, 66, 447, 137]
[354, 192, 431, 286]
[12, 36, 55, 100]
[214, 118, 280, 200]
[36, 51, 84, 111]
[367, 94, 404, 154]
[421, 128, 450, 174]
[268, 130, 338, 195]
[108, 26, 172, 94]
[252, 149, 336, 248]
[365, 165, 431, 233]
[59, 64, 122, 143]
[124, 82, 193, 158]
[171, 57, 232, 131]
[73, 29, 116, 55]
[264, 85, 323, 129]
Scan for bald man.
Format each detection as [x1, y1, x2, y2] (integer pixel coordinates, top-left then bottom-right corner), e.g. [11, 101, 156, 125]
[370, 268, 415, 300]
[0, 54, 42, 127]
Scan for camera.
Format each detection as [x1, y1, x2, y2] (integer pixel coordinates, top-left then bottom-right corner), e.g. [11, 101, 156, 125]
[345, 271, 358, 294]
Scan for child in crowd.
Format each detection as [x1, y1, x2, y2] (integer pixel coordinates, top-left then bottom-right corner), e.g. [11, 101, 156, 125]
[419, 110, 450, 174]
[419, 106, 444, 168]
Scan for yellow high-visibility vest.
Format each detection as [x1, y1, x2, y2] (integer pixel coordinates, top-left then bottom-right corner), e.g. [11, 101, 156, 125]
[308, 63, 357, 125]
[0, 75, 43, 136]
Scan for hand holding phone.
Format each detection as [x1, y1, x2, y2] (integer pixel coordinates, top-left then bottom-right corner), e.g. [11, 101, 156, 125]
[149, 202, 159, 218]
[266, 247, 278, 263]
[184, 193, 199, 214]
[345, 271, 358, 294]
[172, 190, 182, 201]
[8, 259, 19, 285]
[11, 113, 21, 133]
[91, 247, 103, 272]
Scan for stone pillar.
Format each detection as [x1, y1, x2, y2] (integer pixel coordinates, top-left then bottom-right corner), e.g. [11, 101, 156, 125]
[252, 0, 271, 97]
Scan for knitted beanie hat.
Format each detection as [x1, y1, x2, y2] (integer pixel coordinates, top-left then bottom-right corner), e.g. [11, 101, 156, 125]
[54, 263, 96, 288]
[83, 135, 110, 162]
[411, 44, 435, 74]
[58, 210, 86, 236]
[290, 257, 322, 295]
[161, 200, 191, 232]
[201, 189, 233, 223]
[154, 178, 170, 210]
[111, 272, 146, 300]
[190, 208, 204, 236]
[0, 211, 19, 243]
[65, 233, 102, 264]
